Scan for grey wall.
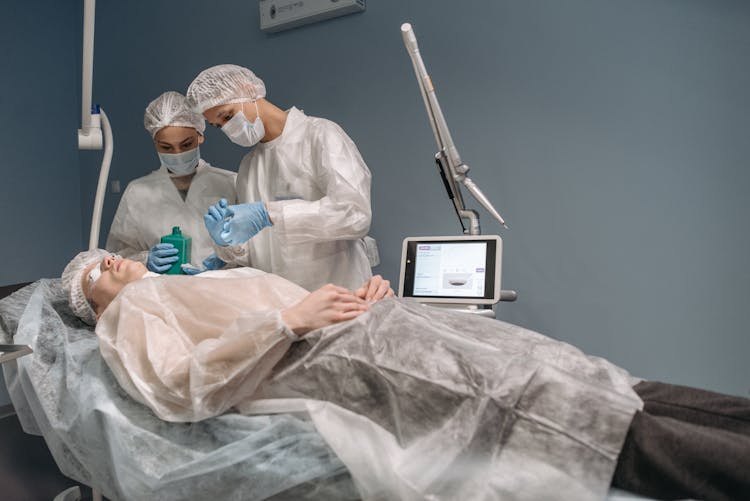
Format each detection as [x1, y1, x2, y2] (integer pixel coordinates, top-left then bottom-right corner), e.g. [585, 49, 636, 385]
[2, 0, 748, 408]
[0, 0, 82, 284]
[0, 1, 82, 406]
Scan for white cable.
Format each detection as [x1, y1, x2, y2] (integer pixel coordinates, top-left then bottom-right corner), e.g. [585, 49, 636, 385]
[88, 109, 113, 250]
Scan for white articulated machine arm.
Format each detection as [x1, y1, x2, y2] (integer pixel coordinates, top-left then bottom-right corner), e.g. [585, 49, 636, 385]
[401, 22, 516, 302]
[401, 22, 507, 235]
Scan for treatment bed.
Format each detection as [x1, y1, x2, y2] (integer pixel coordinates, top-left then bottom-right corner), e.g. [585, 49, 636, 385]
[0, 279, 657, 501]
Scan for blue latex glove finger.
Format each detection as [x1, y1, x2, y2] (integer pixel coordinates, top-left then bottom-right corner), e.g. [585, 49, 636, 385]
[204, 212, 230, 246]
[202, 254, 226, 270]
[152, 243, 179, 257]
[222, 202, 272, 246]
[208, 205, 230, 221]
[148, 243, 179, 273]
[207, 205, 223, 222]
[153, 254, 179, 266]
[152, 262, 172, 273]
[208, 199, 233, 220]
[181, 264, 204, 275]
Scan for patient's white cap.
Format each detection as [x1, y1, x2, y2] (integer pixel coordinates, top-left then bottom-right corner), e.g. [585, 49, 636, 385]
[61, 248, 111, 325]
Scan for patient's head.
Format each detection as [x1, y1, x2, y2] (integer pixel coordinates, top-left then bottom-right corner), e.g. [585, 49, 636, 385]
[62, 249, 148, 324]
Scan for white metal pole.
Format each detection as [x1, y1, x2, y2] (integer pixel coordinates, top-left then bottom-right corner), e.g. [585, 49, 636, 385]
[81, 0, 95, 132]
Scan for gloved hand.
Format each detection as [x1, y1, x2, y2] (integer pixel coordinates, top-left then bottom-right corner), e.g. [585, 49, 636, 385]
[220, 202, 272, 246]
[181, 254, 226, 275]
[202, 253, 226, 270]
[147, 243, 179, 273]
[204, 198, 232, 246]
[180, 264, 204, 275]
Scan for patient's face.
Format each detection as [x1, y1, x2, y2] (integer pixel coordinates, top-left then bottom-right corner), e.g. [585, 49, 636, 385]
[82, 255, 147, 318]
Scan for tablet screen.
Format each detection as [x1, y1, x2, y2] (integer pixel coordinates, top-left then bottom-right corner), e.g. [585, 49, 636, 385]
[399, 236, 501, 303]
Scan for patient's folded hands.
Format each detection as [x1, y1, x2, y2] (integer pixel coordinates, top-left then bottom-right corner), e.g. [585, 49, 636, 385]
[354, 275, 395, 303]
[281, 284, 369, 336]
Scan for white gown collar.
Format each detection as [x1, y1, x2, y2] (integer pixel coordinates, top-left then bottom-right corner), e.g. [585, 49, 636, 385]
[255, 107, 304, 151]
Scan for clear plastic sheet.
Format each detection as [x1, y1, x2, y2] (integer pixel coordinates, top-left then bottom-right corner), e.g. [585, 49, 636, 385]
[0, 280, 358, 501]
[260, 299, 644, 501]
[0, 278, 651, 501]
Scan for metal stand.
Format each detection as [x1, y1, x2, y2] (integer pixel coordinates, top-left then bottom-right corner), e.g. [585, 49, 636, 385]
[401, 23, 518, 303]
[52, 486, 103, 501]
[426, 303, 497, 318]
[53, 487, 81, 501]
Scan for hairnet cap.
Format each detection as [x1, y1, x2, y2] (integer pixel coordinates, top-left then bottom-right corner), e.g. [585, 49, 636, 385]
[186, 64, 266, 113]
[61, 248, 112, 325]
[144, 91, 206, 138]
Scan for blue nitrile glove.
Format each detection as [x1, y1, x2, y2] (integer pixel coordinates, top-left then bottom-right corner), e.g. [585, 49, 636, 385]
[202, 253, 226, 270]
[180, 264, 203, 275]
[204, 198, 232, 246]
[181, 254, 226, 275]
[220, 202, 272, 246]
[147, 243, 179, 273]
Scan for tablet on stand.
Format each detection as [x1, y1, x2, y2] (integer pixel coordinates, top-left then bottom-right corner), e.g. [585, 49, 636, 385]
[398, 235, 506, 318]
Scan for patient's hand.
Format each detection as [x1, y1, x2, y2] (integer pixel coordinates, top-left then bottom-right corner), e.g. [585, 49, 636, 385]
[355, 275, 395, 303]
[282, 284, 369, 336]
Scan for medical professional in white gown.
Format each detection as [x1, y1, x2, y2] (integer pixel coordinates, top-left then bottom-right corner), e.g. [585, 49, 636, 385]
[106, 91, 237, 273]
[186, 65, 375, 292]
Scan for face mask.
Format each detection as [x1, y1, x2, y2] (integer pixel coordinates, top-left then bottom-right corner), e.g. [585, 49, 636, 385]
[221, 102, 265, 147]
[158, 146, 201, 176]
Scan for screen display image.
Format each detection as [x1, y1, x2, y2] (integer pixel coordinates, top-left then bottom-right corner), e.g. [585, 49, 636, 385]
[399, 235, 501, 304]
[413, 242, 487, 298]
[398, 235, 506, 305]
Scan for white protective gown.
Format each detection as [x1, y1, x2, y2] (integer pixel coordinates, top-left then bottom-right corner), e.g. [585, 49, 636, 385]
[215, 107, 373, 292]
[106, 159, 237, 266]
[96, 269, 643, 501]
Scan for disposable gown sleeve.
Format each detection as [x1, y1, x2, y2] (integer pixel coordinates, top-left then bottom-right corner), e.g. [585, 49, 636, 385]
[105, 185, 150, 264]
[268, 122, 372, 245]
[95, 275, 301, 422]
[213, 241, 252, 267]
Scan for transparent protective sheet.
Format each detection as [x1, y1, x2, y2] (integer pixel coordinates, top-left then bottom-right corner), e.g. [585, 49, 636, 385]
[260, 299, 644, 501]
[0, 279, 654, 501]
[0, 280, 358, 501]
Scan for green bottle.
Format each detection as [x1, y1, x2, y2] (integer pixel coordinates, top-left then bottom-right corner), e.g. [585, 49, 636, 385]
[160, 226, 192, 275]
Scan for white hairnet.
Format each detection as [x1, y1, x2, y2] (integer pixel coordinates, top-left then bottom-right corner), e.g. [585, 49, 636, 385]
[144, 91, 206, 138]
[61, 248, 112, 325]
[186, 64, 267, 113]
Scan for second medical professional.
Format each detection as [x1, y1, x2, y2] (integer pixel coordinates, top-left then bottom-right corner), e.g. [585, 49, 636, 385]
[106, 91, 238, 272]
[186, 64, 375, 291]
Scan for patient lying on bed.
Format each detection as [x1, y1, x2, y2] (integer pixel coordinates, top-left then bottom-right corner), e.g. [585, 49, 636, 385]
[61, 249, 750, 501]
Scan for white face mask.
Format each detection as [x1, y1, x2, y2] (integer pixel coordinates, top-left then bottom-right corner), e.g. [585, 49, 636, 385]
[221, 102, 265, 147]
[158, 146, 201, 176]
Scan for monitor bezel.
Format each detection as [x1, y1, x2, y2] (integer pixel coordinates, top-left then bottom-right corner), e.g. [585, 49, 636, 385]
[398, 235, 502, 305]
